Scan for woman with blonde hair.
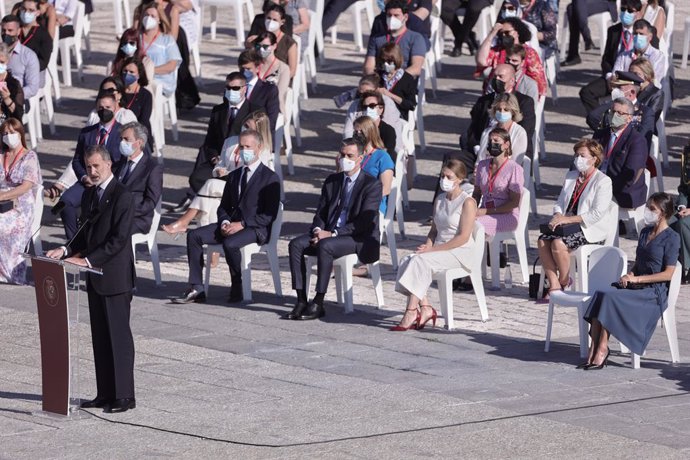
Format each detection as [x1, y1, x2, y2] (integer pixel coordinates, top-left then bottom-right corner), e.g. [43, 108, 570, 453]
[629, 57, 663, 123]
[0, 118, 42, 284]
[351, 116, 394, 215]
[475, 92, 527, 166]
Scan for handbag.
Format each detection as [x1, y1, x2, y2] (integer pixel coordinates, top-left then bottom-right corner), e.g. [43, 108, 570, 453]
[539, 222, 581, 237]
[528, 257, 542, 299]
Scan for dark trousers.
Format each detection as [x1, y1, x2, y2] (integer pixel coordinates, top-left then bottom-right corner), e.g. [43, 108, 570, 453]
[188, 146, 215, 196]
[580, 76, 610, 114]
[566, 0, 617, 58]
[322, 0, 357, 32]
[186, 224, 258, 290]
[288, 233, 358, 294]
[440, 0, 490, 48]
[60, 182, 86, 239]
[87, 288, 135, 400]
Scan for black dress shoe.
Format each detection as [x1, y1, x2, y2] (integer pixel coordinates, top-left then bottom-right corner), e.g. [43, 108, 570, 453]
[104, 398, 136, 413]
[283, 300, 308, 320]
[448, 46, 463, 57]
[298, 301, 325, 320]
[560, 56, 582, 67]
[167, 197, 192, 213]
[227, 291, 244, 303]
[584, 40, 598, 51]
[80, 397, 111, 409]
[172, 288, 206, 304]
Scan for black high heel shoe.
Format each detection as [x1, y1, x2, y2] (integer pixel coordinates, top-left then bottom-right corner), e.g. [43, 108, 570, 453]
[575, 361, 591, 369]
[584, 349, 610, 370]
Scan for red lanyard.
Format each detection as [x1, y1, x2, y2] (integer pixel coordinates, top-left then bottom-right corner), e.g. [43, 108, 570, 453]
[361, 149, 375, 170]
[21, 26, 38, 46]
[141, 30, 160, 56]
[125, 90, 139, 109]
[567, 169, 595, 213]
[3, 147, 26, 177]
[97, 122, 116, 144]
[621, 30, 632, 51]
[487, 158, 509, 194]
[386, 29, 407, 45]
[258, 57, 277, 80]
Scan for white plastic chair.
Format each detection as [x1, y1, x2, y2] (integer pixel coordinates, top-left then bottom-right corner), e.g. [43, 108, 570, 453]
[58, 1, 86, 87]
[329, 0, 374, 52]
[482, 187, 530, 289]
[154, 71, 179, 143]
[414, 68, 426, 153]
[150, 82, 165, 154]
[312, 0, 325, 66]
[201, 0, 255, 45]
[380, 166, 400, 271]
[31, 185, 44, 255]
[544, 246, 627, 358]
[188, 6, 203, 78]
[616, 170, 651, 244]
[132, 199, 162, 286]
[22, 97, 39, 149]
[305, 252, 385, 313]
[518, 155, 537, 215]
[622, 261, 682, 369]
[47, 24, 61, 104]
[432, 221, 489, 329]
[301, 10, 319, 96]
[681, 15, 690, 68]
[649, 134, 664, 193]
[112, 0, 132, 37]
[393, 145, 407, 239]
[203, 203, 283, 301]
[429, 0, 442, 72]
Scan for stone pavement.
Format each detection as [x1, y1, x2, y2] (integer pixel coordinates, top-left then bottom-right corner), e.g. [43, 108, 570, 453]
[2, 1, 690, 457]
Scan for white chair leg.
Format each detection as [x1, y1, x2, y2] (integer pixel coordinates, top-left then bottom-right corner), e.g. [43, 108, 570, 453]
[632, 353, 641, 369]
[438, 274, 454, 330]
[682, 21, 690, 69]
[489, 240, 500, 289]
[577, 305, 589, 358]
[210, 6, 218, 40]
[203, 248, 212, 294]
[241, 251, 253, 302]
[334, 263, 343, 304]
[386, 222, 398, 271]
[470, 271, 489, 321]
[352, 6, 364, 52]
[149, 240, 162, 286]
[60, 42, 72, 87]
[168, 97, 179, 141]
[544, 300, 554, 352]
[663, 307, 680, 363]
[268, 247, 283, 298]
[342, 263, 354, 313]
[369, 262, 384, 308]
[515, 231, 529, 284]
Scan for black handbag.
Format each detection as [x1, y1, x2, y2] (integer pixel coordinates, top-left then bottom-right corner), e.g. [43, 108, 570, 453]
[539, 222, 581, 237]
[528, 257, 542, 299]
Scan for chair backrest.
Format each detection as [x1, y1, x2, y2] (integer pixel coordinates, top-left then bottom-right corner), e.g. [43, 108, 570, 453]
[587, 246, 627, 294]
[667, 261, 682, 312]
[516, 186, 530, 231]
[472, 220, 486, 262]
[267, 202, 284, 246]
[31, 184, 44, 237]
[604, 201, 619, 246]
[307, 10, 318, 48]
[74, 2, 86, 43]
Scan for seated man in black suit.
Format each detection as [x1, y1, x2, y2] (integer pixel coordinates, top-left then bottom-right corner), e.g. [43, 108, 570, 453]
[237, 49, 279, 131]
[59, 92, 123, 239]
[286, 138, 383, 321]
[47, 145, 136, 414]
[115, 122, 163, 234]
[458, 63, 535, 171]
[173, 129, 281, 304]
[592, 97, 648, 210]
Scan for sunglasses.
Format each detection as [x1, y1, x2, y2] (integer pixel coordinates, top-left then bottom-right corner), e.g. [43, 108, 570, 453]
[126, 41, 137, 46]
[503, 5, 516, 10]
[498, 31, 514, 37]
[621, 7, 638, 13]
[363, 103, 382, 109]
[226, 85, 244, 91]
[255, 44, 271, 50]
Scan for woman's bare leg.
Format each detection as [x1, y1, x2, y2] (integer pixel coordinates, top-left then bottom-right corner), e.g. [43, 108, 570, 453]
[538, 239, 560, 292]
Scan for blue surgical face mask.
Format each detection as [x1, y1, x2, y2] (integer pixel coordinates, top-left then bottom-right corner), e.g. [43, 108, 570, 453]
[365, 106, 380, 121]
[225, 89, 242, 105]
[122, 72, 138, 86]
[621, 10, 635, 27]
[20, 11, 36, 25]
[633, 34, 648, 50]
[495, 110, 512, 123]
[120, 43, 137, 57]
[0, 63, 6, 74]
[377, 0, 385, 11]
[242, 68, 255, 81]
[119, 140, 136, 157]
[240, 149, 256, 164]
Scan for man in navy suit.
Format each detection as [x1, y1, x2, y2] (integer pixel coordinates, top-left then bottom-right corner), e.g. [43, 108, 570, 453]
[592, 98, 648, 209]
[59, 93, 123, 238]
[114, 122, 163, 234]
[47, 145, 137, 414]
[173, 129, 281, 304]
[237, 49, 279, 131]
[286, 138, 383, 321]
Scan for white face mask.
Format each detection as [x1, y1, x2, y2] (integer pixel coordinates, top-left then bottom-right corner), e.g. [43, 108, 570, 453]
[2, 132, 21, 148]
[142, 15, 159, 31]
[265, 19, 280, 32]
[339, 157, 356, 172]
[574, 156, 591, 173]
[365, 106, 380, 121]
[258, 47, 272, 59]
[439, 177, 456, 192]
[611, 87, 626, 101]
[386, 15, 403, 31]
[383, 62, 396, 73]
[643, 208, 660, 226]
[226, 89, 242, 105]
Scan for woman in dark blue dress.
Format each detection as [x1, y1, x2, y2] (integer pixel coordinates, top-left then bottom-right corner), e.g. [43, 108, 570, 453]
[581, 193, 680, 370]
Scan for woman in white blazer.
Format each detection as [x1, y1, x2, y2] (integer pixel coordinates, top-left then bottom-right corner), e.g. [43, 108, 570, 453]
[537, 138, 615, 302]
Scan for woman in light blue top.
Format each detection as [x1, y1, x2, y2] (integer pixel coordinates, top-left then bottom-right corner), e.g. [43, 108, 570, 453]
[352, 116, 394, 215]
[138, 2, 181, 97]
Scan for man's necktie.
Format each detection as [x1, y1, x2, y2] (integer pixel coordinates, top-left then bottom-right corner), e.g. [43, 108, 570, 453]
[240, 166, 249, 198]
[330, 176, 352, 229]
[99, 127, 107, 145]
[228, 107, 238, 132]
[623, 30, 631, 51]
[246, 83, 253, 100]
[91, 187, 102, 211]
[120, 160, 135, 183]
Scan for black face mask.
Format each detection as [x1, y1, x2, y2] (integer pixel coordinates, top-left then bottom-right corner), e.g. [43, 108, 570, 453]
[97, 108, 114, 124]
[491, 77, 506, 94]
[489, 142, 503, 157]
[500, 35, 515, 49]
[353, 131, 367, 146]
[2, 34, 17, 46]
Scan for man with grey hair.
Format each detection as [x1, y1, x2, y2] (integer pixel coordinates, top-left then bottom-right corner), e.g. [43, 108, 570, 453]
[46, 144, 137, 414]
[592, 97, 648, 210]
[115, 122, 163, 234]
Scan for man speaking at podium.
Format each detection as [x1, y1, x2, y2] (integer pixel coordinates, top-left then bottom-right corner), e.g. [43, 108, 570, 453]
[47, 145, 137, 414]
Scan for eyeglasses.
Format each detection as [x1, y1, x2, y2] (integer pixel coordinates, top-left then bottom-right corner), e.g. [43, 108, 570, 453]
[102, 87, 118, 93]
[126, 41, 137, 46]
[612, 109, 631, 116]
[503, 5, 516, 11]
[226, 85, 245, 91]
[363, 103, 382, 109]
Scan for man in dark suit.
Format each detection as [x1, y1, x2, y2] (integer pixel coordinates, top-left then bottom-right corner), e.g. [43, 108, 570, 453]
[286, 138, 383, 321]
[47, 145, 137, 414]
[592, 98, 648, 209]
[237, 49, 279, 131]
[459, 63, 535, 171]
[561, 0, 618, 66]
[115, 122, 163, 234]
[173, 129, 281, 304]
[59, 93, 123, 238]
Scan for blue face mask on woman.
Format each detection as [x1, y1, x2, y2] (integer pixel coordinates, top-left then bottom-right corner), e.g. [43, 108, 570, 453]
[495, 110, 512, 124]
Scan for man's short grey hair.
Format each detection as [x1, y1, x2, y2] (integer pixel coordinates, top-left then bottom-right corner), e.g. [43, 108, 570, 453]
[612, 97, 635, 115]
[239, 128, 263, 146]
[121, 121, 149, 147]
[84, 145, 112, 163]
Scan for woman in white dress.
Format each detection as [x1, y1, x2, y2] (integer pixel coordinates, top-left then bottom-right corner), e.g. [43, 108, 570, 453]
[392, 159, 478, 331]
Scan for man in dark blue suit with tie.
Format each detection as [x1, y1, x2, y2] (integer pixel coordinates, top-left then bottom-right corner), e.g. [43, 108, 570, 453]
[287, 138, 383, 321]
[173, 129, 281, 304]
[59, 93, 123, 238]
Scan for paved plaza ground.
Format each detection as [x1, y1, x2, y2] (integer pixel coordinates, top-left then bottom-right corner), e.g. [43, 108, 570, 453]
[2, 0, 690, 457]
